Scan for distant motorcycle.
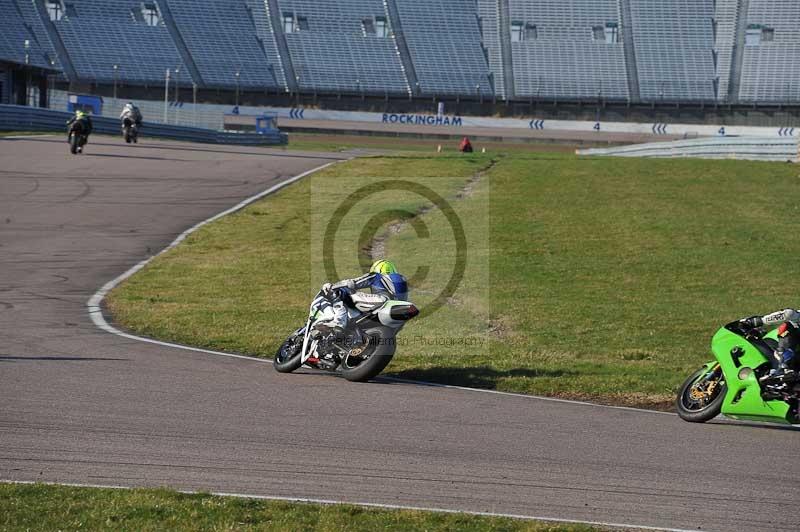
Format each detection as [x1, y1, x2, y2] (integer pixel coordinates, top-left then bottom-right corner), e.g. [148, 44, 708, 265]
[67, 120, 89, 155]
[274, 287, 419, 382]
[122, 117, 139, 144]
[676, 319, 799, 425]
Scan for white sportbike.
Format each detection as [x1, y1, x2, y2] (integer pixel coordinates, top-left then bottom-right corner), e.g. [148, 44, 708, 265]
[274, 287, 419, 382]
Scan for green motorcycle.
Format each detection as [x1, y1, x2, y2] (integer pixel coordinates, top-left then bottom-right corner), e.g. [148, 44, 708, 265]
[676, 320, 799, 424]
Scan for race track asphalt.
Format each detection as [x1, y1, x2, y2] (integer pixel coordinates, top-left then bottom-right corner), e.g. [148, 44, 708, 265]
[1, 136, 797, 532]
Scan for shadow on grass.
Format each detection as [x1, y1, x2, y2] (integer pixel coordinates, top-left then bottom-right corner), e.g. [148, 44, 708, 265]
[386, 366, 577, 390]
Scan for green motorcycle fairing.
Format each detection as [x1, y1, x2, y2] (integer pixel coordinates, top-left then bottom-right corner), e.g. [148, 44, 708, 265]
[709, 326, 793, 424]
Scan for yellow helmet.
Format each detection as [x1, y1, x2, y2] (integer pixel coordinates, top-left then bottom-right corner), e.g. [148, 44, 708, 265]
[75, 110, 86, 119]
[370, 259, 397, 275]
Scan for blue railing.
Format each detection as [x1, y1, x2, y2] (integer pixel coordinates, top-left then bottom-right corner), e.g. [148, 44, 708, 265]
[0, 105, 287, 146]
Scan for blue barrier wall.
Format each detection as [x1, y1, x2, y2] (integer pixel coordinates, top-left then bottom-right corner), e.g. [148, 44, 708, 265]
[0, 105, 287, 146]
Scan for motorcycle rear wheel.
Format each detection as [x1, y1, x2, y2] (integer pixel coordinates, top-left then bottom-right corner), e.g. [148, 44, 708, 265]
[340, 339, 395, 382]
[69, 133, 79, 154]
[676, 367, 726, 423]
[273, 334, 303, 373]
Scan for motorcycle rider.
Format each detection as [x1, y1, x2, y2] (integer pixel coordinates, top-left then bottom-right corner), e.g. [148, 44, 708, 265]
[314, 259, 408, 337]
[740, 308, 799, 380]
[119, 102, 142, 127]
[66, 110, 93, 152]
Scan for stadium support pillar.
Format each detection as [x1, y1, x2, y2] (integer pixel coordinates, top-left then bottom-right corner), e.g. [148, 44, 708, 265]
[619, 0, 641, 103]
[728, 0, 750, 102]
[193, 83, 197, 127]
[164, 69, 170, 124]
[32, 0, 78, 83]
[497, 0, 515, 100]
[384, 0, 421, 97]
[266, 0, 298, 93]
[158, 0, 205, 88]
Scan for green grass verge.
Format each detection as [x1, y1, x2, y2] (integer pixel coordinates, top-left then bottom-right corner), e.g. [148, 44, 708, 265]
[282, 132, 579, 154]
[0, 483, 599, 531]
[106, 152, 800, 409]
[283, 133, 439, 153]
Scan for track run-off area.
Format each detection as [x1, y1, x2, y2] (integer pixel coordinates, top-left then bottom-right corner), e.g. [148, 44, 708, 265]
[0, 136, 797, 532]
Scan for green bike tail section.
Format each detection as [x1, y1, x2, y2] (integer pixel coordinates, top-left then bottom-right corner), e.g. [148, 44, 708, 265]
[712, 328, 793, 424]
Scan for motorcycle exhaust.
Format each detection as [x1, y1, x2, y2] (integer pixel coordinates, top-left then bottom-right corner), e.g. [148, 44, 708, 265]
[388, 304, 419, 321]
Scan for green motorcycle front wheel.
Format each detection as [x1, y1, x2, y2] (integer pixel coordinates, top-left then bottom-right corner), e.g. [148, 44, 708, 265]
[676, 366, 727, 423]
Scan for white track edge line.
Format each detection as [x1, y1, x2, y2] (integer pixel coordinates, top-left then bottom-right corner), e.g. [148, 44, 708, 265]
[377, 376, 675, 415]
[87, 160, 337, 350]
[3, 480, 697, 532]
[86, 159, 676, 416]
[74, 159, 716, 530]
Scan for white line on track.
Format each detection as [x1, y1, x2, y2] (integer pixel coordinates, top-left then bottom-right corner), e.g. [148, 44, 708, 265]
[4, 480, 699, 532]
[80, 155, 710, 531]
[85, 159, 673, 416]
[87, 161, 337, 359]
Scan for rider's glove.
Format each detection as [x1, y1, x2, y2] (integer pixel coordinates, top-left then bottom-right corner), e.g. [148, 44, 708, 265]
[739, 316, 764, 329]
[321, 283, 335, 299]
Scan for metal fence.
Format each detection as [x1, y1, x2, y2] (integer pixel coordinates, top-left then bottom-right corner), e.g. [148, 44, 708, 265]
[0, 104, 286, 146]
[579, 136, 799, 162]
[48, 90, 228, 131]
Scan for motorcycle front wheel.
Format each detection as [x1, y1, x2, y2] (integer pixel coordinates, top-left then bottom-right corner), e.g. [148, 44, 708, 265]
[273, 333, 304, 373]
[676, 366, 727, 423]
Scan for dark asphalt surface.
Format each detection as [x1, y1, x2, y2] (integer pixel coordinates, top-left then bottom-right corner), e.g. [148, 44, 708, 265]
[1, 136, 798, 532]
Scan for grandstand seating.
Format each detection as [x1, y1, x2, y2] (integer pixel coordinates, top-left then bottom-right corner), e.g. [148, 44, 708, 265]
[277, 0, 409, 94]
[739, 0, 800, 102]
[630, 0, 716, 102]
[244, 0, 288, 90]
[11, 0, 62, 71]
[394, 0, 492, 96]
[0, 1, 52, 69]
[7, 0, 800, 105]
[48, 0, 185, 85]
[508, 0, 629, 100]
[168, 0, 279, 89]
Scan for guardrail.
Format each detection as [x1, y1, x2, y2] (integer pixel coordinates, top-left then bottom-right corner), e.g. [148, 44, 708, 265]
[0, 105, 286, 146]
[578, 136, 799, 162]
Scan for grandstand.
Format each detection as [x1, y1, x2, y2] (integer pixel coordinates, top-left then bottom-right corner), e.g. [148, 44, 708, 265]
[0, 0, 798, 106]
[739, 0, 800, 103]
[630, 0, 716, 102]
[168, 0, 279, 89]
[279, 0, 408, 94]
[49, 0, 186, 85]
[394, 0, 491, 96]
[1, 0, 54, 70]
[507, 0, 629, 100]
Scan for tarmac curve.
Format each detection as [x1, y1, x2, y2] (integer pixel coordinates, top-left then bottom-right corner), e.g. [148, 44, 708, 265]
[0, 136, 797, 532]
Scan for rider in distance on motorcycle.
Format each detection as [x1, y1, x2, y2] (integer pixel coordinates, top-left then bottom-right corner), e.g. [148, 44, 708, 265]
[119, 102, 143, 126]
[314, 259, 408, 337]
[740, 308, 799, 381]
[66, 110, 93, 152]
